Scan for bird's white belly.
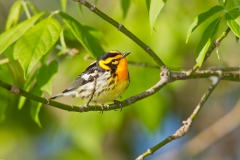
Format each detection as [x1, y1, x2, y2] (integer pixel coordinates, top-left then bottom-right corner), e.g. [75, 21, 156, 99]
[75, 72, 129, 103]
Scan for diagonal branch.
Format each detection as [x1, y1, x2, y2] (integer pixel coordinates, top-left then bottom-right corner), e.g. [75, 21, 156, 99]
[136, 72, 222, 160]
[73, 0, 165, 68]
[181, 99, 240, 158]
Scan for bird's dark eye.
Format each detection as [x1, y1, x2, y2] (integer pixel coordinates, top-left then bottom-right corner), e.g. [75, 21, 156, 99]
[111, 59, 119, 65]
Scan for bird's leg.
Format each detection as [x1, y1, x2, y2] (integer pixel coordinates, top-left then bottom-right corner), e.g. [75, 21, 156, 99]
[113, 100, 123, 111]
[85, 70, 99, 108]
[78, 104, 90, 112]
[99, 103, 104, 114]
[84, 104, 90, 110]
[79, 105, 86, 112]
[94, 102, 109, 114]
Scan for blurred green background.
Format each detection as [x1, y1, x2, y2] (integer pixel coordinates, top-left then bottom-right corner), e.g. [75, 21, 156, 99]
[0, 0, 240, 160]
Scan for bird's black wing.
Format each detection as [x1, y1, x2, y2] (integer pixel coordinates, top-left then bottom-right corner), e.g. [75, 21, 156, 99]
[62, 61, 101, 93]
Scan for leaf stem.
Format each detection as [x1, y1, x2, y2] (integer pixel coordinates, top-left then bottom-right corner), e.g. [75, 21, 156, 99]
[187, 27, 231, 75]
[21, 0, 31, 18]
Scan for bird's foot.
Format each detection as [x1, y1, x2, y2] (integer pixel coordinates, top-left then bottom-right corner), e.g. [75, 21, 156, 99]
[113, 100, 123, 111]
[94, 102, 108, 114]
[79, 104, 90, 112]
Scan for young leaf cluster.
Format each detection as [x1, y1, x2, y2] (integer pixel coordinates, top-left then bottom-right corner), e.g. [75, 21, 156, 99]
[187, 0, 240, 67]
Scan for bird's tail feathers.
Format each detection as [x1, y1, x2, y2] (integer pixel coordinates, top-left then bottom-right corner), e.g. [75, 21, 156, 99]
[50, 90, 76, 99]
[50, 93, 63, 99]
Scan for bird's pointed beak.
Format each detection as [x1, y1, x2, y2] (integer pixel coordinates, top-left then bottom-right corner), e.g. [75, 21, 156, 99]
[122, 51, 131, 58]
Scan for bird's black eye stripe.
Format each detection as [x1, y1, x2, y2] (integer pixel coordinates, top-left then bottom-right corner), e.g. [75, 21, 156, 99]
[111, 58, 120, 63]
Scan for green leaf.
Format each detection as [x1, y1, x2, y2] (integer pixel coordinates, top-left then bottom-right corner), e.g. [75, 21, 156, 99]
[145, 0, 151, 13]
[218, 0, 225, 6]
[196, 18, 221, 67]
[3, 44, 22, 79]
[186, 5, 224, 43]
[0, 65, 14, 121]
[225, 9, 240, 37]
[85, 26, 106, 45]
[149, 0, 167, 33]
[236, 36, 239, 42]
[18, 96, 26, 110]
[3, 45, 25, 110]
[233, 0, 240, 6]
[0, 89, 9, 122]
[224, 0, 235, 10]
[30, 87, 43, 127]
[5, 1, 23, 30]
[0, 90, 9, 122]
[13, 17, 62, 79]
[0, 13, 44, 55]
[59, 12, 104, 58]
[18, 65, 41, 109]
[31, 101, 42, 127]
[36, 60, 58, 95]
[121, 0, 131, 19]
[26, 1, 40, 14]
[60, 0, 67, 12]
[223, 0, 240, 10]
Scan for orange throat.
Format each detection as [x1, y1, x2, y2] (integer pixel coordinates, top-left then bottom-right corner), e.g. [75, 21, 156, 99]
[116, 58, 129, 81]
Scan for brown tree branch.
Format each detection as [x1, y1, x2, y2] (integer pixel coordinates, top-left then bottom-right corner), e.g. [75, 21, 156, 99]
[136, 73, 222, 160]
[1, 68, 239, 113]
[0, 67, 170, 112]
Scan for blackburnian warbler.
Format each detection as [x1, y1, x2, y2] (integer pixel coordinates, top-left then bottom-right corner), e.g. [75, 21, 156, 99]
[50, 50, 130, 107]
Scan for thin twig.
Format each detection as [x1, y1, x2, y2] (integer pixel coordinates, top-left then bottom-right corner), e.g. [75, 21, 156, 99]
[73, 0, 165, 68]
[187, 27, 231, 75]
[128, 61, 159, 69]
[199, 66, 240, 72]
[136, 72, 222, 160]
[21, 1, 31, 19]
[170, 71, 239, 82]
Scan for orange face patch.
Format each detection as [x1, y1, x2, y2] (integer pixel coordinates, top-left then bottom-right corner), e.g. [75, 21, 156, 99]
[116, 57, 129, 81]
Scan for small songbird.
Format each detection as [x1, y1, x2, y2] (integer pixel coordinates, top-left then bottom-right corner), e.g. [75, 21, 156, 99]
[50, 50, 130, 106]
